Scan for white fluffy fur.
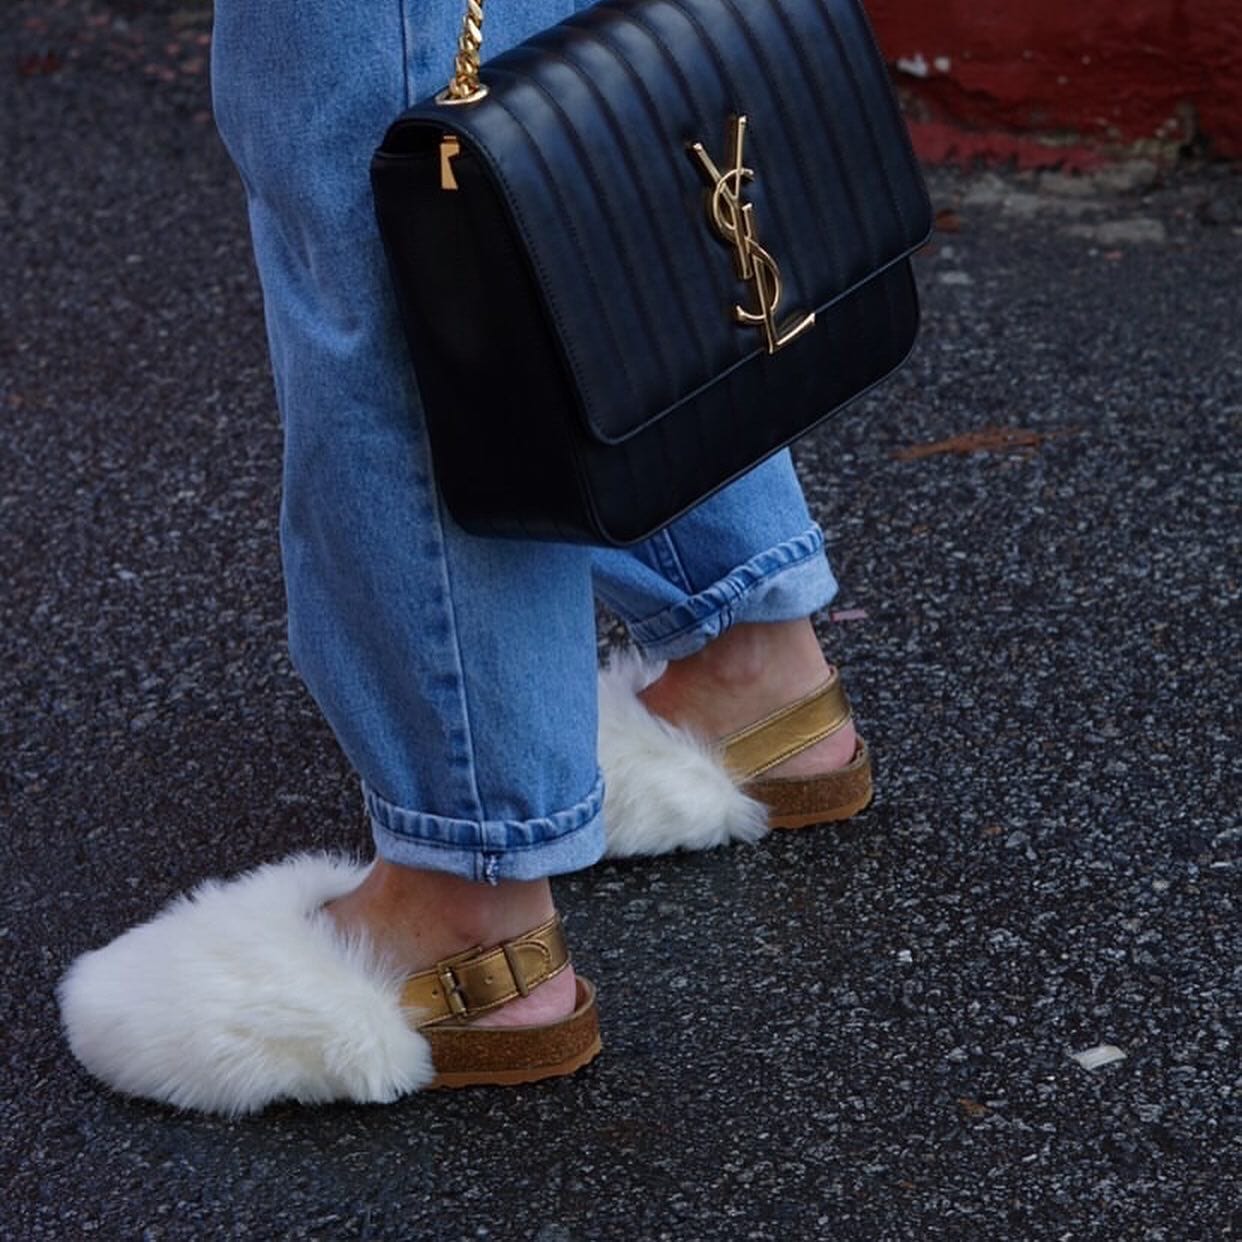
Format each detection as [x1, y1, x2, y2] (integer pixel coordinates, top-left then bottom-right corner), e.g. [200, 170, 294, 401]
[598, 648, 769, 857]
[58, 853, 435, 1116]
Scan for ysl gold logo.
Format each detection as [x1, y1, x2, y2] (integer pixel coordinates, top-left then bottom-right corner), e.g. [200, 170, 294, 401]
[689, 115, 815, 354]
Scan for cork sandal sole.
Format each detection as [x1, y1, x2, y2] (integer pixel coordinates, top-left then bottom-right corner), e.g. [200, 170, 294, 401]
[742, 740, 873, 830]
[424, 978, 602, 1089]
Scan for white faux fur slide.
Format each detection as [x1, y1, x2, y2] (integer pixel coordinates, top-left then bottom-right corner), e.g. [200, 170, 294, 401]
[598, 648, 769, 857]
[58, 853, 435, 1116]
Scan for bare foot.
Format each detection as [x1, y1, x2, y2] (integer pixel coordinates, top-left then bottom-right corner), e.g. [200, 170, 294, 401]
[325, 861, 577, 1028]
[638, 618, 858, 778]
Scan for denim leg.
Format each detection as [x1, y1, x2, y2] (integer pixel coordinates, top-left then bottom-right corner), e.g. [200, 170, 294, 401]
[211, 0, 604, 882]
[593, 453, 839, 661]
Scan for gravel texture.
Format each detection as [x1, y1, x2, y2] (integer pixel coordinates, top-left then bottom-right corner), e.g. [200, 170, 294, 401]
[3, 2, 1240, 1239]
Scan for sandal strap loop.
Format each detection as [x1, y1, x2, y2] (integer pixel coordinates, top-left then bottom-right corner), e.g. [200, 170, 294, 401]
[401, 914, 569, 1028]
[719, 669, 853, 781]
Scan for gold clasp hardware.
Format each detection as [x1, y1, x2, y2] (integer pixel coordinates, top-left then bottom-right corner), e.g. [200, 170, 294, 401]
[689, 115, 815, 354]
[434, 943, 482, 1017]
[440, 133, 461, 191]
[436, 960, 469, 1016]
[435, 0, 489, 107]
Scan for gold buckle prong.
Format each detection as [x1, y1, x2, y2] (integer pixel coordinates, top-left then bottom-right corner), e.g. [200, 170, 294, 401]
[436, 960, 470, 1017]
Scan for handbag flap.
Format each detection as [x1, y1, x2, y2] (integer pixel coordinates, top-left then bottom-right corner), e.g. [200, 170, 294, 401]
[381, 0, 932, 446]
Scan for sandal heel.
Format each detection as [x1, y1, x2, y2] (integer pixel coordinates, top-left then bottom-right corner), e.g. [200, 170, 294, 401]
[424, 978, 602, 1088]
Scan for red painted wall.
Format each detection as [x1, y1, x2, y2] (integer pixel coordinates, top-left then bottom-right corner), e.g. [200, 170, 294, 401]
[866, 0, 1242, 160]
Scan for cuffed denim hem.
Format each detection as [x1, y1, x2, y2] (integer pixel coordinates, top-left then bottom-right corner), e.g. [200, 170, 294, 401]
[362, 772, 607, 883]
[628, 525, 838, 662]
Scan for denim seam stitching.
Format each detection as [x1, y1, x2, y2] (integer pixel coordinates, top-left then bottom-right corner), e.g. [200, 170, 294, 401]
[657, 528, 694, 593]
[429, 493, 487, 833]
[632, 533, 826, 646]
[366, 780, 605, 852]
[366, 804, 600, 843]
[613, 526, 824, 636]
[371, 826, 588, 853]
[370, 828, 598, 855]
[398, 0, 411, 110]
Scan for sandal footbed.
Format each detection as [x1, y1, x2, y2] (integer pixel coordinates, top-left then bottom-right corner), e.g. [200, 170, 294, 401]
[423, 977, 601, 1088]
[742, 740, 873, 830]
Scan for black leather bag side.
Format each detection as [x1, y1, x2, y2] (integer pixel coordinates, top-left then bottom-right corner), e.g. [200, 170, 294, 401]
[372, 139, 594, 542]
[578, 259, 921, 544]
[374, 124, 921, 544]
[371, 0, 932, 545]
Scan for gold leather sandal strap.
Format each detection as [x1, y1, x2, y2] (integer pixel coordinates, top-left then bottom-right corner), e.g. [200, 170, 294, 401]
[400, 914, 569, 1028]
[719, 669, 853, 781]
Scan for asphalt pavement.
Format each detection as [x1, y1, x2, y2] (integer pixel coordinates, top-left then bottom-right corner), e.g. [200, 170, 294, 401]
[3, 2, 1240, 1239]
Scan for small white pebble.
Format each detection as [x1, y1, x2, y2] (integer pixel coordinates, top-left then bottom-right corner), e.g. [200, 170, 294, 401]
[938, 271, 974, 286]
[896, 949, 913, 964]
[1070, 1044, 1127, 1071]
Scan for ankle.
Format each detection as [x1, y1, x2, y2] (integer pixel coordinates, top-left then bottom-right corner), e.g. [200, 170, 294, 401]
[325, 862, 577, 1030]
[663, 619, 829, 694]
[326, 860, 556, 970]
[640, 618, 832, 724]
[636, 618, 861, 776]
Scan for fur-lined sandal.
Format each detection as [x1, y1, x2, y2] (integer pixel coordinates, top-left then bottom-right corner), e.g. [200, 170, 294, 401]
[58, 853, 600, 1116]
[407, 914, 602, 1089]
[718, 671, 873, 830]
[598, 651, 872, 856]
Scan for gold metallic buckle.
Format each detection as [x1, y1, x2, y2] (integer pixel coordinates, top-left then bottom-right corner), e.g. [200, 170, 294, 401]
[436, 962, 469, 1018]
[502, 941, 532, 997]
[434, 944, 481, 1018]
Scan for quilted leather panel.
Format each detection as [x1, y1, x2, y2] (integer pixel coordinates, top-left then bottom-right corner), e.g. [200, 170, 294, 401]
[382, 0, 931, 446]
[373, 139, 919, 544]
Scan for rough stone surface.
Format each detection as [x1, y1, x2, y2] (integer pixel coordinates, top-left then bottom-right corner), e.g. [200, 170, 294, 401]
[3, 3, 1239, 1240]
[868, 0, 1242, 159]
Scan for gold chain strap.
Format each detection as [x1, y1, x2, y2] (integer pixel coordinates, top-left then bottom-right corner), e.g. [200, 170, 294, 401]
[439, 0, 489, 105]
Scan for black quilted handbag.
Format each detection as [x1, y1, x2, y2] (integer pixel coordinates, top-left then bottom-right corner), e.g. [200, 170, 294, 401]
[372, 0, 931, 545]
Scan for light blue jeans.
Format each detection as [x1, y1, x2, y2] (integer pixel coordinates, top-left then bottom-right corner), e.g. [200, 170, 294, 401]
[210, 0, 839, 883]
